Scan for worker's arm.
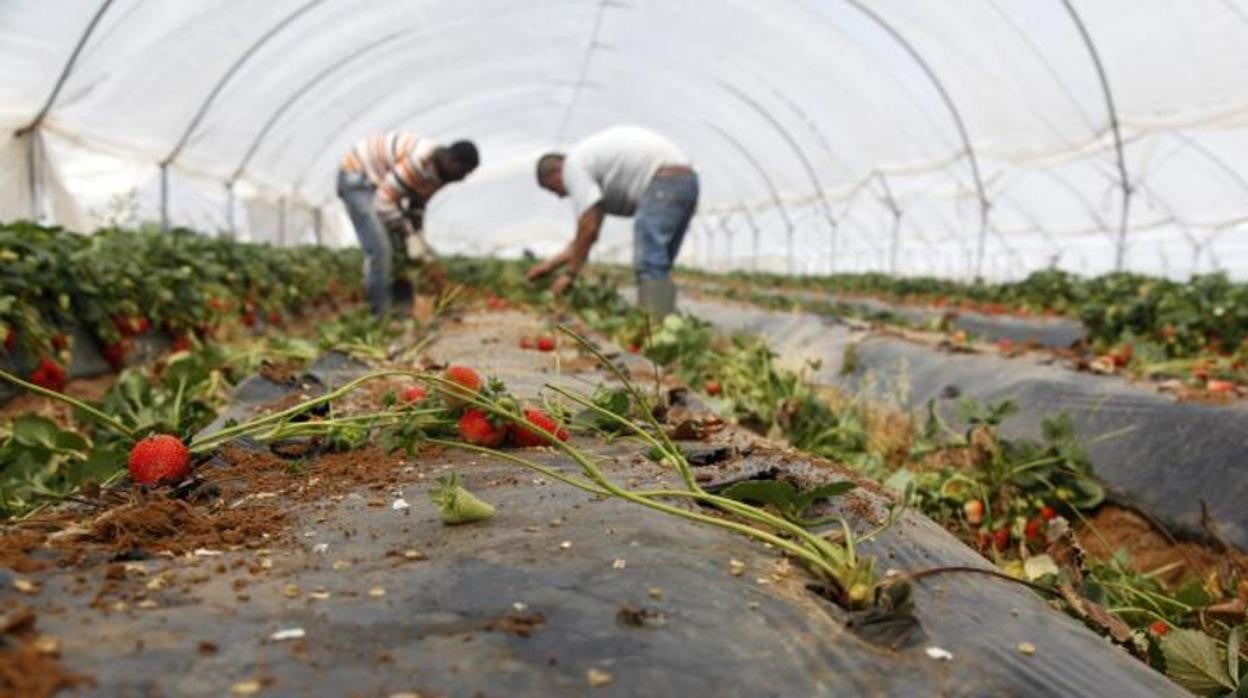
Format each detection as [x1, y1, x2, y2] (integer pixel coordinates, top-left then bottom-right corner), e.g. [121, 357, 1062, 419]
[526, 204, 604, 294]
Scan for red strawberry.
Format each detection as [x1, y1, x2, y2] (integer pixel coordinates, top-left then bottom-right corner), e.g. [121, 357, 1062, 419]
[267, 310, 283, 326]
[128, 434, 191, 486]
[627, 344, 641, 354]
[1207, 379, 1235, 396]
[51, 333, 69, 352]
[1039, 504, 1057, 521]
[964, 499, 984, 526]
[134, 316, 151, 335]
[704, 380, 722, 397]
[172, 334, 192, 352]
[1147, 620, 1170, 637]
[101, 339, 131, 371]
[2, 327, 14, 353]
[519, 337, 535, 350]
[1024, 518, 1044, 541]
[535, 336, 556, 352]
[400, 385, 428, 404]
[29, 357, 67, 392]
[113, 314, 133, 337]
[241, 310, 258, 328]
[509, 407, 569, 448]
[1109, 343, 1133, 368]
[443, 365, 484, 405]
[992, 527, 1010, 551]
[458, 409, 507, 447]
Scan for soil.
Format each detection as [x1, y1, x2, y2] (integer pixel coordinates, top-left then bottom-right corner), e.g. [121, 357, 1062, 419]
[1077, 505, 1248, 594]
[85, 497, 287, 555]
[0, 601, 88, 698]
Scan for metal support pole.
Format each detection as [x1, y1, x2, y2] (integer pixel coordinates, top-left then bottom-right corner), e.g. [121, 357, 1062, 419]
[828, 220, 838, 276]
[25, 131, 40, 222]
[313, 207, 323, 246]
[224, 181, 236, 239]
[159, 163, 170, 232]
[889, 211, 902, 275]
[277, 197, 288, 246]
[786, 225, 794, 275]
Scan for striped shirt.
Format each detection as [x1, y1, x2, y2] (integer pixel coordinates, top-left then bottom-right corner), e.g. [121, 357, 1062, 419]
[341, 132, 443, 230]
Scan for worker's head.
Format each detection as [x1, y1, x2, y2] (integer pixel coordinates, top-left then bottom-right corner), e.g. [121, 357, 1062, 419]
[435, 140, 480, 182]
[535, 152, 566, 196]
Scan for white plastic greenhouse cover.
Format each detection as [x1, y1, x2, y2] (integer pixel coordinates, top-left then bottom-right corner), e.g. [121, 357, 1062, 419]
[3, 0, 1248, 280]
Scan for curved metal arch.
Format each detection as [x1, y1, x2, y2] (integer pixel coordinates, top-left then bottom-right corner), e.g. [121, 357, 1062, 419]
[1157, 131, 1248, 201]
[255, 47, 769, 199]
[841, 0, 992, 277]
[227, 26, 414, 182]
[556, 0, 612, 142]
[704, 122, 797, 272]
[161, 0, 328, 166]
[1058, 0, 1132, 270]
[766, 85, 849, 271]
[15, 0, 116, 136]
[719, 81, 837, 232]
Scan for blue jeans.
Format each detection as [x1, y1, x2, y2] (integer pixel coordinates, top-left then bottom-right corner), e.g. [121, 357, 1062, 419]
[337, 170, 392, 317]
[634, 171, 699, 280]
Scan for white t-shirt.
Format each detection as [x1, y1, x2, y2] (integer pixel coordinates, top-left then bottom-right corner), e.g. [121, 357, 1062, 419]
[562, 126, 690, 218]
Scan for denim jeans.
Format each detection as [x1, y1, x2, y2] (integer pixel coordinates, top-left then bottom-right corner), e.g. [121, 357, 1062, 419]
[337, 170, 392, 317]
[633, 171, 699, 280]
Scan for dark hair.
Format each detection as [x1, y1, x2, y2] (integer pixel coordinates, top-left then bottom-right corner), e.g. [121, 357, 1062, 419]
[447, 140, 479, 170]
[535, 152, 564, 184]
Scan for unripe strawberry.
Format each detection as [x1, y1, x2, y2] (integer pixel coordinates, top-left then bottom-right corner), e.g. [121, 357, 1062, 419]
[964, 499, 985, 526]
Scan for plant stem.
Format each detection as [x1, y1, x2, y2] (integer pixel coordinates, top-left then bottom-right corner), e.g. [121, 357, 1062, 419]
[0, 368, 135, 439]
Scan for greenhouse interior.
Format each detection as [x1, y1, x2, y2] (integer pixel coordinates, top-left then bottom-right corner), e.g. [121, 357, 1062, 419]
[2, 1, 1248, 696]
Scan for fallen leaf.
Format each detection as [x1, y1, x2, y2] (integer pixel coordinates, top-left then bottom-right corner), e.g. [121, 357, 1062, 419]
[586, 668, 614, 687]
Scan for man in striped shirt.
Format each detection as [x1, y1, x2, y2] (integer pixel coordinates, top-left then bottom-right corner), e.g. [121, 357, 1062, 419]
[337, 132, 479, 317]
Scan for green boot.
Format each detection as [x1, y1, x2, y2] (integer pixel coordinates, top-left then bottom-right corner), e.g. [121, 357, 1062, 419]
[637, 276, 677, 318]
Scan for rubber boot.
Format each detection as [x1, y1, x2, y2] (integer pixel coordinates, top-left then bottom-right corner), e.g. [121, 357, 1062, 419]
[637, 276, 677, 319]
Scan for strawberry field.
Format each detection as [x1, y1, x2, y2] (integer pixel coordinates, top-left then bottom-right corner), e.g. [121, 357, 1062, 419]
[2, 225, 1246, 696]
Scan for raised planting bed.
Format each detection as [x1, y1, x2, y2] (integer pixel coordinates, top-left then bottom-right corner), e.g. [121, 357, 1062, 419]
[679, 294, 1248, 554]
[0, 306, 1184, 697]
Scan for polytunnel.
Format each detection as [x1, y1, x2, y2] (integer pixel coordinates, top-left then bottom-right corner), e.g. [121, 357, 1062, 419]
[3, 0, 1248, 279]
[6, 4, 1248, 697]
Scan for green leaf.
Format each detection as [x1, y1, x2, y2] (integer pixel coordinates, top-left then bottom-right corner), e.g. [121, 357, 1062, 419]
[10, 415, 59, 449]
[792, 481, 857, 510]
[720, 480, 799, 513]
[1229, 625, 1243, 686]
[1159, 629, 1235, 695]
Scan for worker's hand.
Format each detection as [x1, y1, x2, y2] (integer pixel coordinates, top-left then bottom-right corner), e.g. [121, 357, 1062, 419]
[526, 259, 558, 282]
[550, 272, 576, 296]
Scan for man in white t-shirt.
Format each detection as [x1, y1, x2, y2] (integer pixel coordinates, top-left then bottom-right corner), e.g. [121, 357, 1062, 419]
[527, 126, 699, 317]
